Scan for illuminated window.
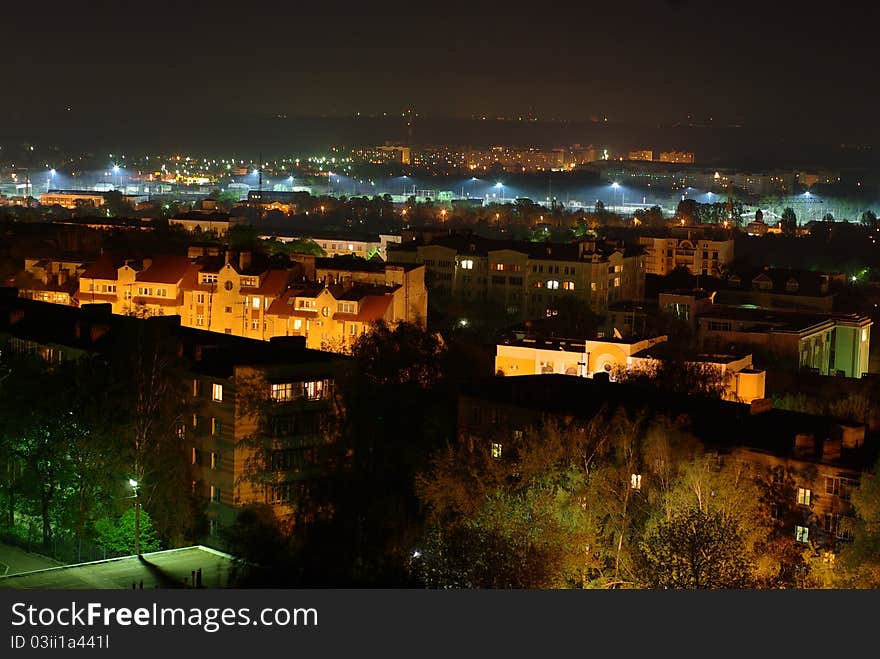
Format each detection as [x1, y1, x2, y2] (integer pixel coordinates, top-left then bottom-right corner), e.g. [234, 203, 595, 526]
[338, 302, 356, 314]
[796, 487, 811, 506]
[630, 474, 642, 490]
[210, 452, 220, 470]
[547, 280, 559, 290]
[348, 243, 354, 251]
[491, 442, 503, 459]
[211, 417, 221, 436]
[252, 297, 261, 309]
[303, 380, 326, 400]
[210, 485, 220, 503]
[271, 383, 294, 401]
[460, 259, 474, 270]
[293, 319, 303, 330]
[862, 329, 868, 342]
[590, 282, 597, 291]
[212, 383, 223, 402]
[562, 281, 575, 290]
[494, 263, 505, 271]
[795, 525, 809, 543]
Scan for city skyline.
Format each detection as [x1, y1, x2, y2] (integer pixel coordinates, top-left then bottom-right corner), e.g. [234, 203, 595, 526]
[3, 1, 879, 152]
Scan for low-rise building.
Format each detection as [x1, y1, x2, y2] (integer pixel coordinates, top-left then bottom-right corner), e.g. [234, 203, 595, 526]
[494, 335, 765, 402]
[697, 307, 872, 378]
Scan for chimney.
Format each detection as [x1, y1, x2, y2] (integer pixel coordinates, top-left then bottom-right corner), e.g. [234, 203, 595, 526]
[239, 250, 252, 271]
[224, 250, 231, 265]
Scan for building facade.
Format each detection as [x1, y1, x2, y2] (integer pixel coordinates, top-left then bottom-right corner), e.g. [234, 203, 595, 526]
[389, 234, 645, 319]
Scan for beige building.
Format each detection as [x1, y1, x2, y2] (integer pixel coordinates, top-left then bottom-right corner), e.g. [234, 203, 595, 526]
[494, 335, 765, 402]
[639, 236, 734, 276]
[74, 251, 426, 352]
[17, 257, 87, 305]
[389, 234, 645, 319]
[658, 151, 695, 164]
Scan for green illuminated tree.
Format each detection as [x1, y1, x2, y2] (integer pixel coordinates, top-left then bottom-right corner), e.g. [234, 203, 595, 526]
[95, 507, 160, 556]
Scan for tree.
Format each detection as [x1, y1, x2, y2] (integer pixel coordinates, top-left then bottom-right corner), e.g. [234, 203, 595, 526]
[227, 223, 261, 251]
[640, 507, 751, 588]
[836, 465, 880, 587]
[860, 210, 877, 230]
[95, 507, 160, 556]
[101, 190, 134, 218]
[415, 420, 598, 588]
[676, 199, 699, 224]
[780, 207, 798, 234]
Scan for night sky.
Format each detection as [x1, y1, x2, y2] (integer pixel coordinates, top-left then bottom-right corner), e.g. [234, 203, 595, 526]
[2, 0, 878, 154]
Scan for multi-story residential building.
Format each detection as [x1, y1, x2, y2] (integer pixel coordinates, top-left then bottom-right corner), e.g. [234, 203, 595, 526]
[0, 294, 347, 542]
[168, 211, 238, 236]
[628, 150, 654, 161]
[657, 151, 695, 164]
[639, 235, 734, 276]
[17, 256, 88, 305]
[457, 374, 871, 551]
[78, 253, 193, 318]
[263, 231, 402, 260]
[712, 268, 845, 313]
[40, 189, 147, 209]
[494, 335, 766, 402]
[73, 250, 426, 351]
[388, 233, 645, 319]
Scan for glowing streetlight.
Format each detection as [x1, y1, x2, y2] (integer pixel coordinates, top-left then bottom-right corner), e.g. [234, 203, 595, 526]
[129, 478, 141, 556]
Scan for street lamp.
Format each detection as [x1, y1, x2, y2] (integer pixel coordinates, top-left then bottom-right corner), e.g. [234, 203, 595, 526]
[129, 478, 140, 556]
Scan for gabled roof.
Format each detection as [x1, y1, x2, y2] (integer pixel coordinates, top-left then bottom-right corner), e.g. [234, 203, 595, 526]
[333, 295, 392, 322]
[80, 253, 129, 280]
[136, 255, 194, 284]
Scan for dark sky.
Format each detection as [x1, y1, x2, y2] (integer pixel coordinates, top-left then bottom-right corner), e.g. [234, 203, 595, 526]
[2, 0, 878, 152]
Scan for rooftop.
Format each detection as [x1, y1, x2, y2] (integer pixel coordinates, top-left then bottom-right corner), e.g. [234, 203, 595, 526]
[0, 546, 235, 589]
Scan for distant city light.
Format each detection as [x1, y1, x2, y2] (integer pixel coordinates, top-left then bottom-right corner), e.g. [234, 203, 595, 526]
[112, 165, 120, 173]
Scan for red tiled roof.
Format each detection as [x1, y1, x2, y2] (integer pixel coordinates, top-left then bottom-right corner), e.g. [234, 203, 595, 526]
[136, 256, 194, 284]
[80, 253, 126, 280]
[334, 296, 392, 322]
[249, 269, 291, 296]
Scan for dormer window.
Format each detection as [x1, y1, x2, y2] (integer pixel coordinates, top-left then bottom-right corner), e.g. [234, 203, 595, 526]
[786, 278, 799, 292]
